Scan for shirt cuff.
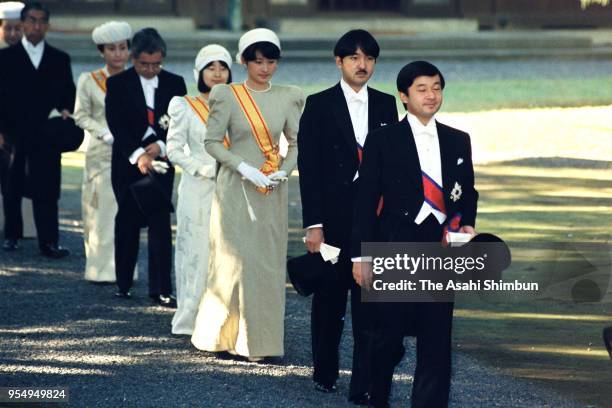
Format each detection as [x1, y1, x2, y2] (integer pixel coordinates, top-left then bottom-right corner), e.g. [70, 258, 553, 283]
[129, 147, 146, 165]
[307, 224, 323, 229]
[351, 257, 372, 262]
[156, 140, 166, 158]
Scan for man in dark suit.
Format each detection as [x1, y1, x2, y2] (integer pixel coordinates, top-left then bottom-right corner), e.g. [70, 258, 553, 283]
[351, 61, 479, 408]
[0, 2, 74, 257]
[298, 30, 398, 405]
[105, 28, 186, 307]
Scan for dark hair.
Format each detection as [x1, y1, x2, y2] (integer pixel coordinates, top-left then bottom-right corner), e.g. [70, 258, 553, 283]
[241, 41, 281, 62]
[333, 29, 379, 59]
[96, 40, 131, 53]
[197, 60, 232, 93]
[396, 60, 445, 94]
[131, 28, 166, 59]
[396, 61, 445, 110]
[21, 2, 50, 22]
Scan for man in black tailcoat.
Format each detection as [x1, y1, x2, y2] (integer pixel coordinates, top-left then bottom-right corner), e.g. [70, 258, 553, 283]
[105, 27, 186, 307]
[297, 29, 398, 405]
[0, 2, 75, 257]
[351, 61, 479, 408]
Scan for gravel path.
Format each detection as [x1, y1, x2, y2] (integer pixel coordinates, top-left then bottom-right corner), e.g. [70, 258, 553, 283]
[0, 180, 582, 408]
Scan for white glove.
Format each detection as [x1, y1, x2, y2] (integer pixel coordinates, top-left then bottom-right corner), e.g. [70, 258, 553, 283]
[151, 160, 169, 174]
[268, 170, 288, 181]
[237, 162, 272, 188]
[101, 133, 114, 145]
[196, 164, 216, 180]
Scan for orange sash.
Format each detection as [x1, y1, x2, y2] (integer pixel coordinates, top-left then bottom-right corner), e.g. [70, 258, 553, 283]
[183, 96, 231, 148]
[90, 69, 108, 94]
[229, 84, 279, 195]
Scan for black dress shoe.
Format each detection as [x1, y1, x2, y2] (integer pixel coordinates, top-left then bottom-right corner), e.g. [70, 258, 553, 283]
[115, 290, 132, 299]
[314, 381, 337, 393]
[3, 238, 18, 251]
[40, 244, 70, 259]
[151, 294, 177, 308]
[349, 392, 370, 406]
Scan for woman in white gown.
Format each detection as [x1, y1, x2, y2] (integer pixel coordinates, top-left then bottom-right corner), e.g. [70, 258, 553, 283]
[74, 21, 131, 282]
[167, 45, 233, 335]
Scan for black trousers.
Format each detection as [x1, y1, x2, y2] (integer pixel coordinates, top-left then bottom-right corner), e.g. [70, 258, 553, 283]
[311, 254, 375, 398]
[2, 153, 58, 246]
[114, 192, 172, 296]
[369, 215, 453, 408]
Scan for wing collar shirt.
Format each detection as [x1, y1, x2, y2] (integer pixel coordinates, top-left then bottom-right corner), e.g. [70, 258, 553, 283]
[129, 75, 167, 164]
[22, 36, 44, 69]
[407, 112, 447, 225]
[340, 78, 369, 149]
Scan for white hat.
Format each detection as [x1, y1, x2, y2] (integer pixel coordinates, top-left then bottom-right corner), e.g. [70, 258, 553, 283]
[0, 2, 24, 20]
[193, 44, 232, 82]
[91, 21, 132, 45]
[235, 28, 280, 64]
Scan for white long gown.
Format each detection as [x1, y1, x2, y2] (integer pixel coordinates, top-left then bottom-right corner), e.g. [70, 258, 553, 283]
[74, 68, 117, 282]
[166, 96, 217, 335]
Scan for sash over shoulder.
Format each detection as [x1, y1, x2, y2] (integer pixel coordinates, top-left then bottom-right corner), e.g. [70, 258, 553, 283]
[184, 95, 231, 149]
[229, 84, 279, 195]
[90, 69, 108, 94]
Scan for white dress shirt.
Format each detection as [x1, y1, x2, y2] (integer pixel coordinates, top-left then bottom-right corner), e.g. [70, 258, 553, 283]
[407, 113, 447, 225]
[129, 75, 167, 164]
[340, 78, 369, 149]
[22, 37, 44, 69]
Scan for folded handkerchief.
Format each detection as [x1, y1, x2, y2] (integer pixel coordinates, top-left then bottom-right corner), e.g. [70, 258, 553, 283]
[320, 243, 341, 264]
[48, 109, 61, 119]
[447, 231, 472, 247]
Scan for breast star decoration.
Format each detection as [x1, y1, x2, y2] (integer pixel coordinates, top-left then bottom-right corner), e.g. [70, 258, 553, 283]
[450, 182, 462, 202]
[158, 114, 170, 130]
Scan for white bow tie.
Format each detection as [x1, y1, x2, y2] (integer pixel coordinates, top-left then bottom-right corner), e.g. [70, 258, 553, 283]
[418, 129, 434, 138]
[349, 94, 367, 104]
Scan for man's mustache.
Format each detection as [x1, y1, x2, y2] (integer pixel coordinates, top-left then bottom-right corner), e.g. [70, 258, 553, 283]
[356, 70, 369, 75]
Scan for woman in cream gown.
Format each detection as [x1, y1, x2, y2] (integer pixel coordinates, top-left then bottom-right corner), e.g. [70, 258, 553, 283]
[167, 45, 233, 335]
[74, 21, 131, 282]
[191, 29, 304, 360]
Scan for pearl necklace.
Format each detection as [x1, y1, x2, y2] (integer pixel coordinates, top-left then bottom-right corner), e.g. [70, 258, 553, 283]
[244, 80, 271, 93]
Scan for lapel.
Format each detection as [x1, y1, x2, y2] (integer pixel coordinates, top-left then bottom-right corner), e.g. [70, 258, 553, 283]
[126, 68, 147, 122]
[15, 42, 37, 74]
[436, 121, 455, 200]
[37, 41, 51, 73]
[367, 87, 377, 132]
[330, 83, 358, 154]
[400, 117, 424, 191]
[154, 71, 165, 121]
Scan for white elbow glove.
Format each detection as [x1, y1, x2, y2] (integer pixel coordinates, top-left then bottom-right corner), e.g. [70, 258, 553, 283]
[151, 160, 169, 174]
[237, 162, 273, 188]
[196, 164, 216, 180]
[100, 133, 114, 145]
